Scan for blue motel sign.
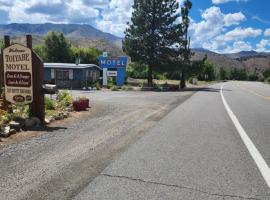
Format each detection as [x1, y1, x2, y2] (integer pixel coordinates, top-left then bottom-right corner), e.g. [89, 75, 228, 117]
[99, 56, 128, 86]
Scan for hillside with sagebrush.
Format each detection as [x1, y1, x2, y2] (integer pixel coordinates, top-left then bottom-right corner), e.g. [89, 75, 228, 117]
[192, 48, 270, 76]
[0, 23, 123, 55]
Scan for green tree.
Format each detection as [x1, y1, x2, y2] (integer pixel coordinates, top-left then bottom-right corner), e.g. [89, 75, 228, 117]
[263, 68, 270, 79]
[123, 0, 182, 86]
[33, 45, 46, 61]
[0, 39, 4, 50]
[219, 67, 227, 80]
[230, 68, 247, 80]
[202, 61, 215, 81]
[179, 0, 193, 88]
[126, 62, 148, 79]
[44, 31, 72, 63]
[71, 47, 101, 65]
[188, 55, 207, 78]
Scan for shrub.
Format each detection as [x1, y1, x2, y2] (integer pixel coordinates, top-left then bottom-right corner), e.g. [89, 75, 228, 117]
[45, 97, 55, 110]
[0, 108, 7, 125]
[95, 82, 101, 90]
[263, 69, 270, 79]
[122, 85, 134, 91]
[139, 81, 148, 88]
[265, 77, 270, 84]
[111, 85, 119, 91]
[57, 90, 73, 108]
[248, 74, 259, 81]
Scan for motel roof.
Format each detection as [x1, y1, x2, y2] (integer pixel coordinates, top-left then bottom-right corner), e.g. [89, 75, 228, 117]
[44, 63, 101, 70]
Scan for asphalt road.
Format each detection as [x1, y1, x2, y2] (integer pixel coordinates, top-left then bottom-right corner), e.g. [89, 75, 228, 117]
[74, 82, 270, 200]
[0, 90, 193, 200]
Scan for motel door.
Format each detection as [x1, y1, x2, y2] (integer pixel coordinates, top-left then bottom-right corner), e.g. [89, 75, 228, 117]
[55, 70, 70, 88]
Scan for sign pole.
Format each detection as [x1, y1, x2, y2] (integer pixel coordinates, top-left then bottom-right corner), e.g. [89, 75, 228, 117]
[0, 36, 11, 111]
[27, 35, 45, 122]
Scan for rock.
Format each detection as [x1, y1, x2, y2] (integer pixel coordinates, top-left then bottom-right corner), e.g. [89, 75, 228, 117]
[25, 119, 36, 128]
[4, 125, 10, 133]
[63, 112, 69, 118]
[66, 107, 72, 112]
[54, 115, 61, 120]
[1, 131, 11, 138]
[31, 117, 41, 125]
[9, 129, 16, 135]
[9, 121, 22, 131]
[1, 126, 11, 138]
[48, 116, 55, 122]
[44, 118, 50, 124]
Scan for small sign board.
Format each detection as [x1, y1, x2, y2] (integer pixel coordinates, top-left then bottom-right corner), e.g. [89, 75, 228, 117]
[103, 52, 108, 57]
[3, 43, 33, 105]
[107, 71, 118, 77]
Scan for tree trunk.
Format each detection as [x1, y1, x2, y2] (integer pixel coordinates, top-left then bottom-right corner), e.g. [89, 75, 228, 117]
[180, 70, 186, 89]
[148, 65, 153, 87]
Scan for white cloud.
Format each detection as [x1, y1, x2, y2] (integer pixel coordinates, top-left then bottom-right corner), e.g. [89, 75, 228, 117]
[95, 0, 133, 37]
[7, 0, 100, 24]
[216, 27, 262, 42]
[212, 0, 248, 4]
[256, 39, 270, 52]
[264, 29, 270, 37]
[224, 12, 246, 26]
[223, 41, 252, 53]
[189, 6, 246, 50]
[3, 0, 130, 36]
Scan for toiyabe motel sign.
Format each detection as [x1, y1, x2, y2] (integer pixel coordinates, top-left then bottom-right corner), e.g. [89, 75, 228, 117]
[3, 43, 33, 105]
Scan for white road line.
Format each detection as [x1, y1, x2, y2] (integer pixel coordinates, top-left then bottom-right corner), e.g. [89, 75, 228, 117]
[221, 83, 270, 188]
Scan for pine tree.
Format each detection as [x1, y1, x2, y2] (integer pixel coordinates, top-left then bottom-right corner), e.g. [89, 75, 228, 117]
[179, 0, 192, 89]
[123, 0, 182, 86]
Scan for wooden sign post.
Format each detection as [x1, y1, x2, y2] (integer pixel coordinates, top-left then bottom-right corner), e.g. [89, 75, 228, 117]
[0, 35, 45, 122]
[0, 36, 11, 110]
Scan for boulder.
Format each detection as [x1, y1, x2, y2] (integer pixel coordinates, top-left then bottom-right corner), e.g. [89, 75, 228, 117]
[1, 131, 11, 138]
[44, 118, 51, 124]
[25, 119, 36, 128]
[31, 117, 41, 125]
[1, 126, 11, 138]
[9, 129, 17, 135]
[9, 121, 22, 131]
[63, 112, 69, 118]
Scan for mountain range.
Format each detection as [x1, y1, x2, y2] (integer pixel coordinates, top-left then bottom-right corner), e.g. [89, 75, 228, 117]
[192, 48, 270, 76]
[0, 23, 270, 75]
[0, 23, 123, 55]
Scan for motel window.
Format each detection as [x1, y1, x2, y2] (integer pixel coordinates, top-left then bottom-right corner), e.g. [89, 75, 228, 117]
[56, 70, 69, 80]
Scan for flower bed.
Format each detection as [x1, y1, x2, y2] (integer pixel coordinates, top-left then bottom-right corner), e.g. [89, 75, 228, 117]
[72, 98, 90, 111]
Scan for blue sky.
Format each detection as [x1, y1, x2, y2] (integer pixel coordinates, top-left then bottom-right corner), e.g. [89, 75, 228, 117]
[0, 0, 269, 53]
[189, 0, 270, 53]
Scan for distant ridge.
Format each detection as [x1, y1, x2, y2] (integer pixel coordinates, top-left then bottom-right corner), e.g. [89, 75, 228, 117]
[192, 49, 270, 75]
[0, 23, 121, 42]
[0, 23, 123, 55]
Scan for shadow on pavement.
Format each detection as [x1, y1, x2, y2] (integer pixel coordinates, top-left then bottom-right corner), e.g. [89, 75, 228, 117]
[181, 87, 231, 92]
[25, 126, 68, 132]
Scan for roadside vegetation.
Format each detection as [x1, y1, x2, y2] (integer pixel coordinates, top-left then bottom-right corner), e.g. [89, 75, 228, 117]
[0, 39, 3, 50]
[33, 31, 101, 65]
[0, 91, 74, 137]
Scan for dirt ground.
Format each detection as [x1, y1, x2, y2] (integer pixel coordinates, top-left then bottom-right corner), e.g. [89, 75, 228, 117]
[0, 90, 194, 200]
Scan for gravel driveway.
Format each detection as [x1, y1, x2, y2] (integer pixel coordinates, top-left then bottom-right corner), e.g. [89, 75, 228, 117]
[0, 90, 193, 200]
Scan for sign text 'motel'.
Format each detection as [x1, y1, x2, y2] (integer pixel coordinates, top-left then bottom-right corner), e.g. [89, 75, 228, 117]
[3, 43, 33, 105]
[99, 56, 128, 86]
[99, 56, 128, 68]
